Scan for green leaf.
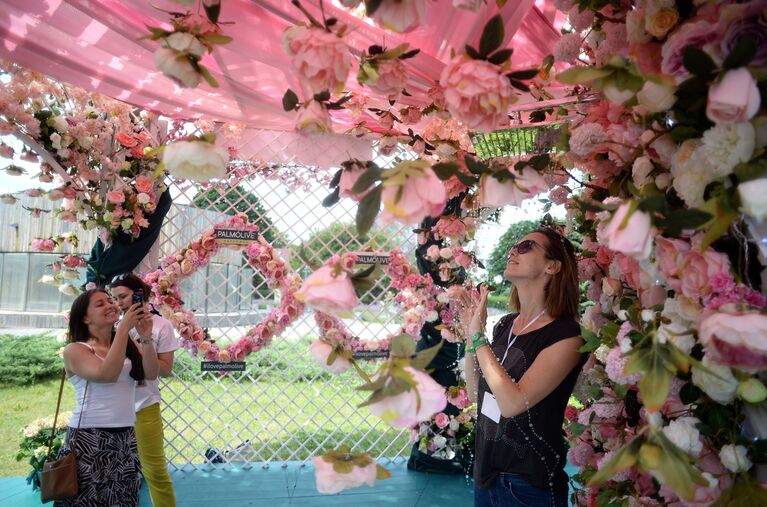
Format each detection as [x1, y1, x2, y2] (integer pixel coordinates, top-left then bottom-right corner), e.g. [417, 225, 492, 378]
[578, 329, 601, 353]
[313, 90, 331, 102]
[376, 464, 392, 481]
[637, 194, 668, 214]
[528, 154, 550, 171]
[679, 382, 701, 405]
[464, 155, 489, 175]
[722, 35, 757, 70]
[454, 172, 478, 186]
[507, 68, 538, 80]
[711, 481, 767, 507]
[464, 44, 481, 60]
[411, 340, 443, 370]
[200, 34, 232, 45]
[699, 198, 738, 251]
[734, 161, 767, 183]
[356, 186, 382, 237]
[329, 168, 343, 188]
[203, 1, 221, 23]
[365, 0, 383, 16]
[351, 167, 382, 194]
[556, 66, 613, 85]
[657, 208, 714, 237]
[478, 15, 505, 58]
[282, 89, 299, 112]
[682, 46, 717, 76]
[487, 48, 514, 66]
[198, 65, 219, 88]
[431, 162, 460, 180]
[509, 80, 530, 92]
[390, 334, 417, 358]
[587, 437, 642, 486]
[638, 348, 673, 412]
[651, 432, 709, 500]
[322, 186, 340, 207]
[667, 125, 701, 142]
[568, 422, 587, 438]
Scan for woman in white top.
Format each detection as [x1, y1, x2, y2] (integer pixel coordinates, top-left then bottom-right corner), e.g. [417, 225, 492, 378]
[110, 272, 179, 507]
[56, 289, 158, 507]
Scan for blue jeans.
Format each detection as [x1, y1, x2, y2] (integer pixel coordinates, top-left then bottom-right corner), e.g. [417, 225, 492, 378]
[474, 473, 567, 507]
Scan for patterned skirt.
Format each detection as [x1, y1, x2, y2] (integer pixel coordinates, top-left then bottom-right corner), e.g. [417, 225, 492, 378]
[53, 427, 141, 507]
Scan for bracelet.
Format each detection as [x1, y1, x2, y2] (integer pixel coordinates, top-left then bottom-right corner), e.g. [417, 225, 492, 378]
[137, 338, 154, 345]
[466, 338, 491, 354]
[469, 332, 486, 343]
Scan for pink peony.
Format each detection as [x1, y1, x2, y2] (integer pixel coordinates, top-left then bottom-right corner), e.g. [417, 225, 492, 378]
[311, 455, 377, 494]
[296, 265, 358, 316]
[655, 236, 689, 281]
[380, 162, 447, 224]
[440, 57, 515, 133]
[370, 0, 426, 33]
[479, 167, 549, 208]
[699, 312, 767, 373]
[283, 25, 351, 94]
[367, 366, 447, 428]
[309, 339, 352, 374]
[31, 238, 56, 252]
[367, 59, 408, 101]
[706, 68, 761, 124]
[680, 250, 730, 301]
[599, 202, 655, 260]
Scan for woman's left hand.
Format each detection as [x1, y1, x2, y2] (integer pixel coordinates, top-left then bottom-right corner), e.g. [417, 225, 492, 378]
[135, 309, 153, 341]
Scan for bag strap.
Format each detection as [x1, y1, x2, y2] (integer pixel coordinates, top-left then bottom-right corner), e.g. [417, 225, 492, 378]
[69, 381, 88, 451]
[46, 368, 67, 457]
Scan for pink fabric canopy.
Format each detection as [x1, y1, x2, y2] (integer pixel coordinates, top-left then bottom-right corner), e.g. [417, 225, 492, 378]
[0, 0, 563, 131]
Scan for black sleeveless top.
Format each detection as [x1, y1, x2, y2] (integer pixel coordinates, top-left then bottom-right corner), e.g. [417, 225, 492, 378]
[474, 313, 583, 497]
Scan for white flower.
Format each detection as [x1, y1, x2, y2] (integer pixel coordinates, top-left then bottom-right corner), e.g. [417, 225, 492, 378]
[310, 340, 352, 374]
[719, 444, 752, 473]
[163, 139, 228, 182]
[739, 178, 767, 222]
[671, 140, 708, 208]
[163, 32, 206, 58]
[58, 284, 79, 296]
[136, 192, 151, 205]
[296, 101, 332, 134]
[700, 122, 756, 179]
[433, 435, 447, 448]
[657, 322, 695, 354]
[51, 116, 69, 133]
[632, 156, 654, 189]
[595, 344, 611, 364]
[692, 356, 738, 405]
[661, 417, 702, 456]
[154, 47, 201, 88]
[34, 446, 48, 460]
[78, 136, 94, 149]
[61, 269, 80, 280]
[636, 79, 677, 114]
[569, 123, 606, 157]
[40, 275, 56, 285]
[50, 132, 62, 150]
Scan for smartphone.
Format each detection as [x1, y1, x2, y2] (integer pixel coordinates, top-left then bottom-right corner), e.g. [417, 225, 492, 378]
[132, 290, 144, 306]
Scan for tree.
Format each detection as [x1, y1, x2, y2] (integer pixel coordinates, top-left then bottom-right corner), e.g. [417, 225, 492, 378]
[192, 185, 282, 246]
[487, 220, 541, 288]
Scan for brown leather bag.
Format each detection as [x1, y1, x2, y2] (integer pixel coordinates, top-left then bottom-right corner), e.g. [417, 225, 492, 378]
[40, 369, 87, 503]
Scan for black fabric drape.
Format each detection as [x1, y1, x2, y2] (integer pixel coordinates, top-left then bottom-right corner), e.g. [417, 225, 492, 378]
[407, 194, 470, 475]
[86, 189, 172, 287]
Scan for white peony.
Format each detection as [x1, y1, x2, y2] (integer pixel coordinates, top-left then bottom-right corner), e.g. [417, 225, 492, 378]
[719, 444, 752, 473]
[661, 417, 702, 456]
[163, 140, 228, 182]
[692, 356, 738, 405]
[738, 178, 767, 222]
[163, 32, 207, 58]
[154, 48, 201, 88]
[700, 122, 756, 179]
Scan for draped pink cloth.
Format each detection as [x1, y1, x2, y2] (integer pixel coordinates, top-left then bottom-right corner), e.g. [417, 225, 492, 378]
[0, 0, 563, 131]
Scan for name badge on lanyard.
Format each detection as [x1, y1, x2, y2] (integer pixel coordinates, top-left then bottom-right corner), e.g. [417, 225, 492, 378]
[481, 391, 501, 423]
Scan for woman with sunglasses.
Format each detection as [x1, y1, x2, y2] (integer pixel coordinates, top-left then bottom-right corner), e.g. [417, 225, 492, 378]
[461, 228, 584, 507]
[109, 272, 179, 507]
[57, 289, 158, 507]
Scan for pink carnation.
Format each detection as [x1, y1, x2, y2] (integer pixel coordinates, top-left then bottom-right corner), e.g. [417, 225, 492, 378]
[439, 57, 515, 133]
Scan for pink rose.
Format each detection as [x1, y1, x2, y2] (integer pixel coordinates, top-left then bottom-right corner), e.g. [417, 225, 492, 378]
[440, 57, 515, 132]
[447, 388, 470, 409]
[479, 167, 549, 208]
[370, 0, 426, 32]
[380, 162, 447, 224]
[661, 21, 720, 83]
[311, 455, 376, 494]
[656, 236, 689, 281]
[338, 163, 369, 201]
[434, 412, 449, 429]
[283, 25, 351, 93]
[310, 340, 352, 374]
[106, 191, 125, 204]
[115, 132, 137, 147]
[367, 59, 408, 101]
[706, 68, 761, 124]
[599, 202, 655, 260]
[680, 249, 730, 300]
[31, 238, 56, 252]
[699, 312, 767, 373]
[135, 175, 154, 194]
[367, 366, 447, 428]
[296, 265, 358, 316]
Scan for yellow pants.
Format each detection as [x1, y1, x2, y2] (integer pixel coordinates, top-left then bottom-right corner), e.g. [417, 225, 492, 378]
[136, 403, 176, 507]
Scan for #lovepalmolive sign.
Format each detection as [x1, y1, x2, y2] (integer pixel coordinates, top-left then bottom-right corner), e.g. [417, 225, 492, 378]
[201, 361, 247, 372]
[214, 228, 258, 245]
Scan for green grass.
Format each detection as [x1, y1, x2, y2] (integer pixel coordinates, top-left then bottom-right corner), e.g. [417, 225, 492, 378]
[1, 368, 410, 477]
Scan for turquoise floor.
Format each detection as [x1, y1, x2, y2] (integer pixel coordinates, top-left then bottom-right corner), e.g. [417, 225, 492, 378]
[0, 461, 474, 507]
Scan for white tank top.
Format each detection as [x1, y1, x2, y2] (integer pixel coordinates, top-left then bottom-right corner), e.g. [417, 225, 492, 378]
[69, 342, 137, 428]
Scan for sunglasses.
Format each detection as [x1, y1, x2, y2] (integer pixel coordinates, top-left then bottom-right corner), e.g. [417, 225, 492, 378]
[508, 239, 541, 257]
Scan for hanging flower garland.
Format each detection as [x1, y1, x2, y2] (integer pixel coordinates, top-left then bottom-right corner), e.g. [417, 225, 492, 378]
[144, 213, 304, 362]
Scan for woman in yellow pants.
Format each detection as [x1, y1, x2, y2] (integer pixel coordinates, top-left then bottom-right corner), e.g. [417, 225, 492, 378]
[111, 273, 179, 507]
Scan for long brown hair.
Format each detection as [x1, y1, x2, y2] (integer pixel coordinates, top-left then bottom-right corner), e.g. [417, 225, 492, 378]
[509, 227, 579, 319]
[68, 289, 145, 382]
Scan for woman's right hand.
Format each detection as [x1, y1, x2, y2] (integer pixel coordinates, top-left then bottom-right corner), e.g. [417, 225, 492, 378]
[116, 303, 144, 334]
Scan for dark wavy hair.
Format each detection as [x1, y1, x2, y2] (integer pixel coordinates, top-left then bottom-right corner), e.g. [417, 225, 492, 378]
[108, 272, 152, 299]
[68, 289, 145, 382]
[509, 227, 580, 320]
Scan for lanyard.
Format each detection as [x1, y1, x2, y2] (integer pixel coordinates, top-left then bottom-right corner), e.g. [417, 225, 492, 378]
[500, 309, 546, 365]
